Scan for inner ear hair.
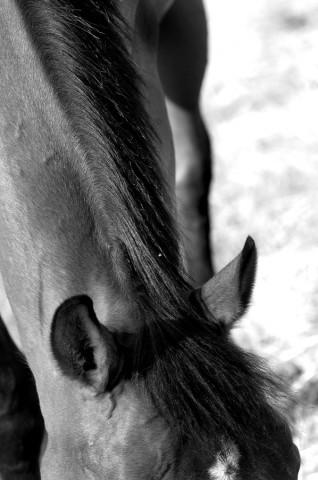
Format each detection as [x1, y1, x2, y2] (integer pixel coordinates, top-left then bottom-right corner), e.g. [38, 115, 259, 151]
[50, 295, 121, 393]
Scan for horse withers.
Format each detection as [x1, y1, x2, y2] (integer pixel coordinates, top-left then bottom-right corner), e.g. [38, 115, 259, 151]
[0, 0, 300, 479]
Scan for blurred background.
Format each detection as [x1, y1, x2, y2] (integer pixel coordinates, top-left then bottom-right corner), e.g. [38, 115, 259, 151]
[202, 0, 318, 477]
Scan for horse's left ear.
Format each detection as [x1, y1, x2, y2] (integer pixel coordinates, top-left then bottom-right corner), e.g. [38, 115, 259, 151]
[192, 236, 257, 331]
[51, 295, 121, 393]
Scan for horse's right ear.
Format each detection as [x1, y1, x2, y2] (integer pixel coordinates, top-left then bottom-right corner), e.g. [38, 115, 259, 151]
[191, 236, 257, 333]
[51, 295, 122, 393]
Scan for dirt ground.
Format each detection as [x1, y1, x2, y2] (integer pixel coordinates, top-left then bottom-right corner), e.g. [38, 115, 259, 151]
[203, 0, 318, 477]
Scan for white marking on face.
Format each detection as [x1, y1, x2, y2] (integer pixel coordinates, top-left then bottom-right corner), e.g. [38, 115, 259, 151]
[208, 444, 240, 480]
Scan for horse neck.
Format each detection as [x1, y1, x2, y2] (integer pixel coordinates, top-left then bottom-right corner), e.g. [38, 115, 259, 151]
[0, 71, 126, 357]
[0, 0, 185, 360]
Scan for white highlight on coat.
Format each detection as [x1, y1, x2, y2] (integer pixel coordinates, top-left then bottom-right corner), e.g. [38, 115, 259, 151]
[208, 444, 240, 480]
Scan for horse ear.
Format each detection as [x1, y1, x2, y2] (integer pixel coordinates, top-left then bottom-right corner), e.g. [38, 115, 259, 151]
[51, 295, 121, 393]
[193, 236, 257, 331]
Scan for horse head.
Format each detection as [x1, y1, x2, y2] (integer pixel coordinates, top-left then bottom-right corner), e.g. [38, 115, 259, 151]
[40, 238, 300, 480]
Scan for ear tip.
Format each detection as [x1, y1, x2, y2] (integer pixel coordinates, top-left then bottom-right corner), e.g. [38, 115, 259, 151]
[242, 236, 257, 267]
[244, 236, 256, 253]
[238, 236, 258, 309]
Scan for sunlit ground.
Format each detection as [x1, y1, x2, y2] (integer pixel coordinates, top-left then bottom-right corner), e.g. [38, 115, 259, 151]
[203, 0, 318, 477]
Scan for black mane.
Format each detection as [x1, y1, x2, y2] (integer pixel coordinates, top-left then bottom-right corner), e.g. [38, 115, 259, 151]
[19, 0, 287, 459]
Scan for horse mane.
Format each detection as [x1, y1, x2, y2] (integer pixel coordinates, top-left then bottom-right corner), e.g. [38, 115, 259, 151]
[19, 0, 288, 458]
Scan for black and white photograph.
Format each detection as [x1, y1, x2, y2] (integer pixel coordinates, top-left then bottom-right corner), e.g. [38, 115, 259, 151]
[0, 0, 315, 478]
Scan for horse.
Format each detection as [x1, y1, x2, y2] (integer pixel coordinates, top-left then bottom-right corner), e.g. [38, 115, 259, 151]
[0, 316, 43, 480]
[0, 0, 300, 479]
